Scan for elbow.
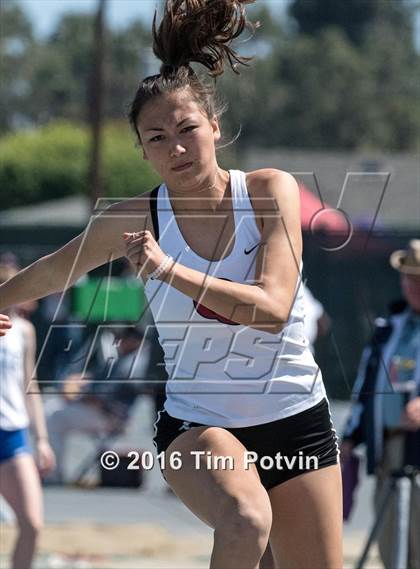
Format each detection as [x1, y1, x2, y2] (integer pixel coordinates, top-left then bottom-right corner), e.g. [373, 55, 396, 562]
[266, 306, 289, 335]
[272, 322, 286, 335]
[252, 321, 285, 335]
[249, 293, 290, 335]
[268, 319, 287, 335]
[251, 310, 288, 336]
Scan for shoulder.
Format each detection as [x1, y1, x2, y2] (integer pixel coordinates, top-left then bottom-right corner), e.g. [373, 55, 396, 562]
[105, 187, 158, 216]
[244, 169, 300, 235]
[96, 185, 161, 240]
[245, 168, 300, 209]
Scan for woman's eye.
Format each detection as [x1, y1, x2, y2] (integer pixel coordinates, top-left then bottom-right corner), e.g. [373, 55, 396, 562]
[149, 126, 196, 142]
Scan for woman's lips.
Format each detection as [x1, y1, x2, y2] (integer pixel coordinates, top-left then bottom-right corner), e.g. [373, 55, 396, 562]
[172, 162, 193, 172]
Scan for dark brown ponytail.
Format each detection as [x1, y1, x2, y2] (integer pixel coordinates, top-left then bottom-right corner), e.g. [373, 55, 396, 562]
[153, 0, 256, 77]
[128, 0, 257, 145]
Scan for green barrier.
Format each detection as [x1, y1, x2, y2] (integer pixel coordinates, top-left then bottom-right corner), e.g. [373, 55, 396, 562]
[71, 277, 146, 322]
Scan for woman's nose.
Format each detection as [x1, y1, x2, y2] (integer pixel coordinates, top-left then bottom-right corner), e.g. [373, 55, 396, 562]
[169, 143, 186, 158]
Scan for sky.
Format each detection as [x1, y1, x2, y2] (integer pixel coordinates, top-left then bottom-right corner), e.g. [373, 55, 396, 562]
[18, 0, 291, 38]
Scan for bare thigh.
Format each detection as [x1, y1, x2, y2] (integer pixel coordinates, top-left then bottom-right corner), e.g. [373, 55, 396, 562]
[0, 453, 43, 528]
[163, 426, 272, 529]
[268, 464, 343, 569]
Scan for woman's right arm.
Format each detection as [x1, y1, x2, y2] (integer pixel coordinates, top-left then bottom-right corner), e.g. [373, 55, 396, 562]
[0, 196, 151, 313]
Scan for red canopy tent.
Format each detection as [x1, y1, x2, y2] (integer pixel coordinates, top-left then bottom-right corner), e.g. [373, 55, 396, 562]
[299, 183, 349, 232]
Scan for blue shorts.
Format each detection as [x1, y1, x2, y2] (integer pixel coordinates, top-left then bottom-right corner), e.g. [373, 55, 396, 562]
[0, 428, 31, 464]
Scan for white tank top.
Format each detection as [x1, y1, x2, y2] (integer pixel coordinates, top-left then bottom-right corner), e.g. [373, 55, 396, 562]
[0, 315, 30, 430]
[144, 169, 326, 427]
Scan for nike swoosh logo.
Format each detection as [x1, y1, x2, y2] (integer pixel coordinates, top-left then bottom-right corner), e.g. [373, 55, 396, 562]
[244, 243, 260, 255]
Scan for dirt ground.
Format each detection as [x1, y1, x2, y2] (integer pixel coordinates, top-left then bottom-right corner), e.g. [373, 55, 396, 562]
[0, 523, 382, 569]
[1, 522, 210, 557]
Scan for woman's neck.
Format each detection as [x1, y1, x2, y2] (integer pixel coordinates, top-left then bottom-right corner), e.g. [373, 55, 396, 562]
[167, 166, 230, 212]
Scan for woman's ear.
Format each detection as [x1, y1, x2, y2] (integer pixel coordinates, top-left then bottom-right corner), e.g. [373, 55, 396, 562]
[211, 116, 221, 143]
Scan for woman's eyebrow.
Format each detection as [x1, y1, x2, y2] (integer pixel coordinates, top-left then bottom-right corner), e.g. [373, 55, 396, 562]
[145, 117, 194, 132]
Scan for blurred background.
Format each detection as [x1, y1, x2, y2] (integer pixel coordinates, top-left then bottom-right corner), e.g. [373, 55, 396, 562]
[0, 1, 419, 567]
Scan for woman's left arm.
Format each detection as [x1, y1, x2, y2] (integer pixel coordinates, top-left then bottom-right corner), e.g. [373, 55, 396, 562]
[126, 170, 302, 335]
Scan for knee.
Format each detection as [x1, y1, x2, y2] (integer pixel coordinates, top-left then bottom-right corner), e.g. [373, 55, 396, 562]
[216, 495, 272, 548]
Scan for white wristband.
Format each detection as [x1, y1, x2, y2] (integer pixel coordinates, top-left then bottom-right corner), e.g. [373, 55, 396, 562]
[148, 254, 173, 280]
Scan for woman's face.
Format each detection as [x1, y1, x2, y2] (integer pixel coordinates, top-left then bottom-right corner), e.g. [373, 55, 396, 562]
[401, 273, 420, 313]
[137, 89, 221, 188]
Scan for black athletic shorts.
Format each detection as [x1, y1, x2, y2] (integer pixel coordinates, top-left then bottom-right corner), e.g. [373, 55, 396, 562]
[153, 398, 339, 491]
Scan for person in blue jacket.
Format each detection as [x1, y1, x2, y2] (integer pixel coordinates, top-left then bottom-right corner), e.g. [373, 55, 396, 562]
[341, 239, 420, 569]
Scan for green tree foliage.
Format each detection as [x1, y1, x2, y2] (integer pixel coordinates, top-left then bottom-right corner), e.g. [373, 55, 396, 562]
[30, 15, 95, 124]
[0, 6, 150, 132]
[270, 29, 369, 149]
[0, 122, 160, 210]
[0, 0, 35, 131]
[289, 0, 414, 45]
[216, 5, 289, 148]
[359, 18, 420, 149]
[0, 1, 418, 157]
[106, 22, 151, 119]
[255, 26, 420, 150]
[273, 0, 420, 149]
[218, 1, 419, 151]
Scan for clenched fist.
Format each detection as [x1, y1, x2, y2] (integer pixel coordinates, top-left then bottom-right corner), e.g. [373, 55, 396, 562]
[123, 230, 169, 281]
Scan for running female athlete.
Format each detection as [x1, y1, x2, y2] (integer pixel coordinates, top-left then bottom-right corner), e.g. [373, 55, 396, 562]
[0, 263, 56, 569]
[0, 1, 342, 567]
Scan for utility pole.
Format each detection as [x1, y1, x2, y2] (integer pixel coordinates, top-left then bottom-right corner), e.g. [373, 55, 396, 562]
[88, 0, 106, 210]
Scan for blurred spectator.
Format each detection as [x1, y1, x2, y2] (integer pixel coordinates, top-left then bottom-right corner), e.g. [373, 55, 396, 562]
[45, 326, 152, 484]
[0, 251, 83, 384]
[0, 252, 20, 268]
[0, 252, 38, 319]
[0, 262, 55, 569]
[34, 290, 83, 384]
[341, 239, 420, 568]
